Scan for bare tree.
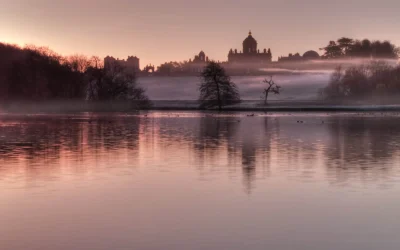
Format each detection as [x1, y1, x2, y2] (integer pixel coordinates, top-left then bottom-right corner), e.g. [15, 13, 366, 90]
[68, 54, 91, 72]
[262, 76, 281, 105]
[89, 56, 102, 69]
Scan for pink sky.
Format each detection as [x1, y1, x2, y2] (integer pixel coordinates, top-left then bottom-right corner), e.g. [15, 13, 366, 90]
[1, 0, 400, 67]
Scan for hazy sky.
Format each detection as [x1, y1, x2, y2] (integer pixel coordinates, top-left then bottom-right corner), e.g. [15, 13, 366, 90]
[1, 0, 400, 67]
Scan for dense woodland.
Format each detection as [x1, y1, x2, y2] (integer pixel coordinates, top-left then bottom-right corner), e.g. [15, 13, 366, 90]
[0, 42, 150, 108]
[320, 37, 399, 59]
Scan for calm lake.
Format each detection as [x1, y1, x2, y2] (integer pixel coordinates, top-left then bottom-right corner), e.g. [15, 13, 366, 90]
[1, 111, 400, 250]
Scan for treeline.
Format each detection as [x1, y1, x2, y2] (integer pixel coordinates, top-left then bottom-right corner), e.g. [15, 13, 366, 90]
[0, 42, 150, 108]
[156, 61, 190, 75]
[322, 61, 400, 100]
[320, 37, 399, 59]
[156, 60, 210, 75]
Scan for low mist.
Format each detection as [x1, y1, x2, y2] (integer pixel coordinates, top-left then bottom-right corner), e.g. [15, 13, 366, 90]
[140, 70, 331, 101]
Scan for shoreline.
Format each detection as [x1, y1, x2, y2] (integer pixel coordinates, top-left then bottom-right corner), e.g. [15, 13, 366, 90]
[3, 100, 400, 113]
[2, 103, 400, 113]
[148, 106, 400, 112]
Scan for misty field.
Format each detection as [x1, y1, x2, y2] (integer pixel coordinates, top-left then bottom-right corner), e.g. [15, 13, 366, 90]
[139, 70, 331, 101]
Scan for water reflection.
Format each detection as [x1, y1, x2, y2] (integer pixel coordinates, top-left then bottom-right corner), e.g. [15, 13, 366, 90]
[1, 112, 400, 191]
[3, 112, 400, 250]
[325, 115, 400, 187]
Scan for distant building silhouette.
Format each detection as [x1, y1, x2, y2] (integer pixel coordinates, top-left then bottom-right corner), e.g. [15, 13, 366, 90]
[278, 50, 320, 62]
[228, 31, 272, 65]
[278, 53, 302, 62]
[302, 50, 320, 60]
[143, 64, 155, 73]
[104, 56, 140, 73]
[189, 51, 209, 73]
[193, 51, 207, 63]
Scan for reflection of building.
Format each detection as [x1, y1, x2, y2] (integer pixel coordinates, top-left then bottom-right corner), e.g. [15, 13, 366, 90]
[278, 50, 320, 62]
[104, 56, 140, 72]
[228, 31, 272, 65]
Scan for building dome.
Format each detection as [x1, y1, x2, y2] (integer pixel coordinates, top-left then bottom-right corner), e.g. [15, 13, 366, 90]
[243, 32, 257, 45]
[196, 51, 206, 62]
[243, 31, 257, 54]
[302, 50, 320, 59]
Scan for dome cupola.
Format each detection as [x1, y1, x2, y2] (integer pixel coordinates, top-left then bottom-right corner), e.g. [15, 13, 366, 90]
[302, 50, 320, 60]
[243, 31, 258, 54]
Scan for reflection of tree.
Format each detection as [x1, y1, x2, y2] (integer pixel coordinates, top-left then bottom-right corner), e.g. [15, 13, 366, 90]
[240, 118, 261, 194]
[3, 113, 400, 192]
[194, 116, 238, 154]
[193, 115, 280, 193]
[264, 116, 325, 184]
[325, 116, 400, 185]
[241, 141, 257, 194]
[0, 115, 141, 178]
[242, 143, 256, 169]
[192, 115, 240, 180]
[240, 117, 279, 193]
[87, 116, 141, 150]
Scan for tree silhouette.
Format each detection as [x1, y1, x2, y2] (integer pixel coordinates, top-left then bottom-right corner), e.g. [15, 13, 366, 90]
[322, 61, 400, 100]
[0, 42, 152, 110]
[5, 45, 85, 100]
[320, 41, 343, 58]
[198, 61, 240, 110]
[85, 63, 151, 108]
[262, 76, 281, 105]
[337, 37, 354, 55]
[67, 54, 92, 72]
[321, 38, 399, 59]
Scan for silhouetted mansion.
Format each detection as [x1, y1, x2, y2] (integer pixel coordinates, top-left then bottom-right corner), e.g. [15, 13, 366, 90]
[103, 31, 320, 73]
[186, 31, 274, 72]
[187, 31, 273, 72]
[228, 31, 272, 64]
[104, 55, 140, 72]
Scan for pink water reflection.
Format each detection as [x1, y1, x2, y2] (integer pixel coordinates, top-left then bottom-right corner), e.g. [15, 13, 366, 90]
[1, 112, 400, 250]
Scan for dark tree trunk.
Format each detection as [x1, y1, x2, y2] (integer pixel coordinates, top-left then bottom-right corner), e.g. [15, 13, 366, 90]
[264, 92, 269, 105]
[264, 86, 272, 105]
[214, 75, 222, 111]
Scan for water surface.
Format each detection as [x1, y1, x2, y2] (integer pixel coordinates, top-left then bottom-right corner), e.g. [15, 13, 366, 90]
[1, 112, 400, 250]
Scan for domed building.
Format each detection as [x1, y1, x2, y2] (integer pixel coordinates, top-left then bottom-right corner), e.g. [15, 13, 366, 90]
[243, 32, 258, 54]
[228, 31, 272, 65]
[278, 50, 320, 62]
[302, 50, 320, 60]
